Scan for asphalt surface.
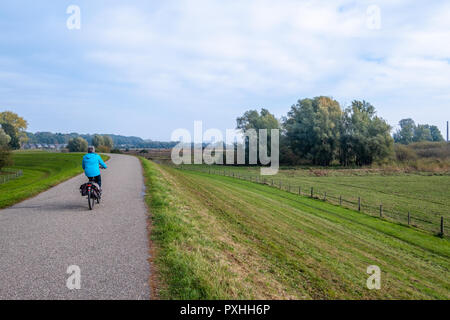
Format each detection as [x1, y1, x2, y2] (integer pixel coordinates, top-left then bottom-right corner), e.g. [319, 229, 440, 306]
[0, 154, 150, 300]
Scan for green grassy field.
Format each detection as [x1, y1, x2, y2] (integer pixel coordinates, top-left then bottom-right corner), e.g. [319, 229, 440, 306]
[179, 165, 450, 235]
[141, 158, 450, 300]
[0, 151, 109, 208]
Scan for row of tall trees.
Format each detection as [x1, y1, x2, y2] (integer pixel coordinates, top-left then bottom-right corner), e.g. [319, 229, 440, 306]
[393, 118, 444, 144]
[25, 132, 178, 149]
[237, 97, 395, 166]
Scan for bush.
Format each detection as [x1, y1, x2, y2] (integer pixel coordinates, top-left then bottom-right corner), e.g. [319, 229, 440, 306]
[0, 148, 12, 171]
[408, 141, 450, 159]
[411, 158, 450, 173]
[394, 144, 418, 162]
[96, 145, 111, 153]
[110, 148, 123, 154]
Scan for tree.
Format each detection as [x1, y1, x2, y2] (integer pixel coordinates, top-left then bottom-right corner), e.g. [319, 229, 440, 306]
[0, 128, 11, 147]
[237, 108, 280, 132]
[0, 128, 12, 171]
[0, 111, 28, 149]
[340, 101, 394, 166]
[394, 118, 415, 145]
[429, 125, 444, 142]
[92, 134, 113, 152]
[236, 108, 280, 164]
[413, 124, 432, 142]
[67, 137, 88, 152]
[394, 119, 444, 144]
[102, 135, 114, 149]
[284, 97, 342, 166]
[1, 123, 21, 149]
[92, 135, 105, 148]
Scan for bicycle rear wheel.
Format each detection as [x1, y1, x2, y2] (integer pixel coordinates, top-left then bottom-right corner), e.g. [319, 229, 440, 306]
[88, 189, 95, 210]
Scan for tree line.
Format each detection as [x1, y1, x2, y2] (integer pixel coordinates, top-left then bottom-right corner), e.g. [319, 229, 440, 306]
[67, 135, 114, 153]
[393, 118, 444, 144]
[237, 97, 445, 166]
[25, 131, 178, 149]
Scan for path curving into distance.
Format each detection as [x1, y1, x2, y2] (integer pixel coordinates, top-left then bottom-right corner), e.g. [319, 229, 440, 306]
[0, 154, 150, 300]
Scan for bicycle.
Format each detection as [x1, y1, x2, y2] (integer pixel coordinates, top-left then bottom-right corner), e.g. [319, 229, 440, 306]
[80, 167, 105, 210]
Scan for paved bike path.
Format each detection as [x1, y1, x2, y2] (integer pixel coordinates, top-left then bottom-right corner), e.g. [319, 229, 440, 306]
[0, 154, 150, 299]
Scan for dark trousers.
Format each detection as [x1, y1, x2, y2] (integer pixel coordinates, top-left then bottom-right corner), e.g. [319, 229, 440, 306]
[88, 175, 102, 188]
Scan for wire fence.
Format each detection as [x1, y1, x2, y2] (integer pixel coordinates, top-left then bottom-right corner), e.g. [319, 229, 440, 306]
[177, 165, 448, 237]
[0, 169, 23, 184]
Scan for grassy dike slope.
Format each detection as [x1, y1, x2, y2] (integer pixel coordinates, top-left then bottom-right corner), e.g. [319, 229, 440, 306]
[181, 165, 450, 230]
[141, 158, 450, 299]
[0, 151, 109, 208]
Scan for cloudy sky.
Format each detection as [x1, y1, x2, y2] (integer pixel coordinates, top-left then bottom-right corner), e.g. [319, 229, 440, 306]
[0, 0, 449, 140]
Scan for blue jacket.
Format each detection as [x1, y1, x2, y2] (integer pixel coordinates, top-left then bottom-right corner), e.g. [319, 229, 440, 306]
[82, 153, 107, 178]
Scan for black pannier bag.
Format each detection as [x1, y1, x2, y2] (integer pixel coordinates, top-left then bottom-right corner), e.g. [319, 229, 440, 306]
[80, 183, 89, 196]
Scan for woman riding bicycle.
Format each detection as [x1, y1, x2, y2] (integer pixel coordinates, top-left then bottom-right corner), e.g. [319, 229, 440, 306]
[82, 146, 107, 192]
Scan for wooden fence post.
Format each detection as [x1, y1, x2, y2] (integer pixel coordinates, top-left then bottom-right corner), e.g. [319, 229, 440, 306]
[311, 187, 314, 198]
[339, 195, 342, 206]
[441, 216, 444, 236]
[279, 181, 282, 189]
[324, 192, 327, 201]
[358, 197, 361, 211]
[271, 179, 274, 186]
[380, 204, 383, 218]
[299, 187, 301, 196]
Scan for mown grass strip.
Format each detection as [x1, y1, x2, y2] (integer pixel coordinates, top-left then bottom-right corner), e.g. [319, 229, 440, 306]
[180, 165, 450, 234]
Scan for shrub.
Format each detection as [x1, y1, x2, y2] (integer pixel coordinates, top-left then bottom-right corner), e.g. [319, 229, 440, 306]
[394, 144, 418, 162]
[96, 145, 111, 153]
[0, 148, 12, 171]
[408, 141, 450, 159]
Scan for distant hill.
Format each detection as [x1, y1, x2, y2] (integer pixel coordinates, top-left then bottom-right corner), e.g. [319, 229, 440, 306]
[25, 132, 177, 149]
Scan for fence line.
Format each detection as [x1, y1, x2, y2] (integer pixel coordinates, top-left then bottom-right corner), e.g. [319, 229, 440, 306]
[0, 169, 23, 184]
[177, 165, 448, 237]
